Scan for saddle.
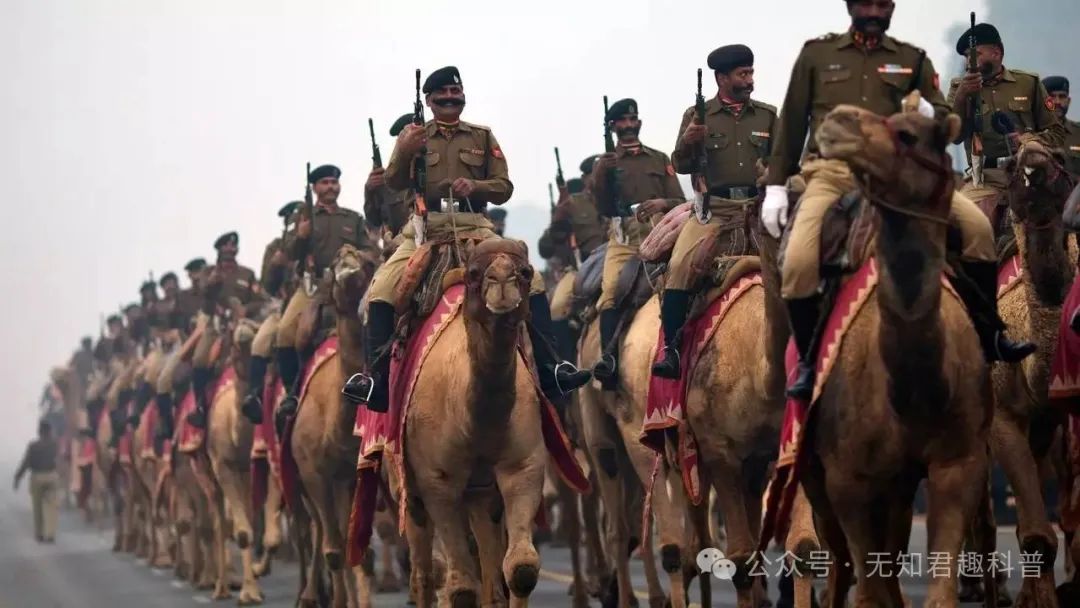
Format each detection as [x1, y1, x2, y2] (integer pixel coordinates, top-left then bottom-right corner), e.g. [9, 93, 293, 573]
[570, 243, 608, 315]
[391, 236, 490, 340]
[296, 273, 338, 355]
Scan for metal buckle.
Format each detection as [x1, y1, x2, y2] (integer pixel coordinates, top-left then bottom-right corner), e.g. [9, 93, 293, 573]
[342, 372, 375, 403]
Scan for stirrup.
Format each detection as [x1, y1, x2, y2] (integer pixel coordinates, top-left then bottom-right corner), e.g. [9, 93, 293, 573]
[651, 346, 681, 376]
[341, 372, 376, 404]
[552, 361, 590, 395]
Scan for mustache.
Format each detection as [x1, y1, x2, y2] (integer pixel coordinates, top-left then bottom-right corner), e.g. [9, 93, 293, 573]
[852, 16, 890, 31]
[733, 84, 753, 96]
[615, 126, 640, 138]
[433, 97, 465, 108]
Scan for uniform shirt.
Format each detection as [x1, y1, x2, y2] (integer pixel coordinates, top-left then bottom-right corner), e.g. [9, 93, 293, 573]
[203, 260, 257, 312]
[673, 97, 777, 190]
[538, 191, 607, 263]
[15, 438, 58, 477]
[384, 120, 513, 212]
[173, 287, 202, 330]
[592, 144, 686, 218]
[1061, 118, 1080, 175]
[70, 348, 94, 382]
[768, 32, 949, 186]
[259, 237, 296, 298]
[947, 68, 1065, 164]
[285, 205, 376, 273]
[364, 184, 413, 237]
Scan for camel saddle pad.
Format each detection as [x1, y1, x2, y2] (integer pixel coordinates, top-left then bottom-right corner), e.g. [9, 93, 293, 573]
[1050, 277, 1080, 415]
[614, 256, 665, 313]
[997, 254, 1022, 299]
[348, 283, 590, 564]
[117, 428, 133, 466]
[394, 238, 482, 318]
[642, 271, 763, 507]
[639, 202, 692, 263]
[571, 243, 608, 309]
[297, 337, 340, 404]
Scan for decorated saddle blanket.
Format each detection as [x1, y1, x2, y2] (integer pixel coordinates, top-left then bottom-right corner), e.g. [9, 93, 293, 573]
[758, 258, 962, 549]
[1050, 274, 1080, 414]
[277, 336, 339, 514]
[641, 268, 763, 507]
[174, 390, 200, 454]
[346, 283, 590, 566]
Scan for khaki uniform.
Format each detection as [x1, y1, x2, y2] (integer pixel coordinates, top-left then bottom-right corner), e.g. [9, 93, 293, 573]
[364, 184, 413, 239]
[1062, 119, 1080, 175]
[369, 119, 546, 304]
[278, 205, 377, 349]
[947, 68, 1065, 202]
[539, 190, 607, 320]
[192, 262, 257, 368]
[767, 32, 995, 299]
[16, 438, 59, 540]
[593, 145, 686, 311]
[668, 97, 777, 290]
[250, 238, 293, 359]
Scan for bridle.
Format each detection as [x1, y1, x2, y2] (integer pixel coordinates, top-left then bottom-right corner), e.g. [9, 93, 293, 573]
[858, 117, 955, 225]
[1010, 149, 1072, 231]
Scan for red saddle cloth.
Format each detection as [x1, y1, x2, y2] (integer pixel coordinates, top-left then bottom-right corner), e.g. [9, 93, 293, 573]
[277, 337, 339, 514]
[251, 376, 285, 515]
[174, 390, 200, 455]
[641, 272, 763, 509]
[345, 283, 591, 567]
[117, 398, 135, 466]
[1049, 268, 1080, 414]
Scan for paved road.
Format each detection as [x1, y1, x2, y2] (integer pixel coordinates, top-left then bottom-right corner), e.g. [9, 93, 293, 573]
[0, 480, 1070, 607]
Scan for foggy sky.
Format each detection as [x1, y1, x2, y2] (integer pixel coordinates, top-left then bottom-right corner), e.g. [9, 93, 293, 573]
[0, 0, 998, 455]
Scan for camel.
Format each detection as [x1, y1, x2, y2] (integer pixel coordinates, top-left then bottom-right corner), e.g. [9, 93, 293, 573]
[399, 238, 560, 608]
[577, 300, 697, 608]
[171, 431, 221, 591]
[129, 342, 175, 568]
[984, 140, 1077, 607]
[785, 104, 990, 607]
[99, 355, 140, 553]
[289, 243, 380, 608]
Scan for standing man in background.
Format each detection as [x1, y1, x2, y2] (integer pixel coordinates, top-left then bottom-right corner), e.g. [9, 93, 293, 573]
[14, 420, 59, 543]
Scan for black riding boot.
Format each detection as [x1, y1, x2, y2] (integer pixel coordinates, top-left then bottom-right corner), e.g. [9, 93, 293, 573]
[342, 301, 396, 412]
[241, 355, 270, 424]
[128, 381, 154, 428]
[551, 319, 577, 364]
[274, 347, 302, 435]
[953, 260, 1037, 363]
[651, 289, 691, 379]
[786, 295, 823, 400]
[592, 308, 621, 390]
[186, 367, 213, 429]
[528, 294, 591, 400]
[154, 393, 174, 442]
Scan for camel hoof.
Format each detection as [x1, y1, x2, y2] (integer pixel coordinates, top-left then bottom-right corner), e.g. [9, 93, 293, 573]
[212, 585, 231, 600]
[660, 544, 681, 574]
[324, 551, 343, 571]
[508, 564, 539, 598]
[253, 560, 271, 578]
[376, 575, 402, 593]
[237, 590, 264, 606]
[450, 589, 478, 608]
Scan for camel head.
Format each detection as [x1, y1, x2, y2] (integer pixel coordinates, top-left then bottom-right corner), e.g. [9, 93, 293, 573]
[816, 101, 961, 222]
[465, 238, 533, 319]
[1007, 141, 1073, 226]
[328, 244, 379, 315]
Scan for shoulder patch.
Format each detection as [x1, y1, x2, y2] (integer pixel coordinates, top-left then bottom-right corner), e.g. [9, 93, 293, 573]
[1046, 96, 1056, 111]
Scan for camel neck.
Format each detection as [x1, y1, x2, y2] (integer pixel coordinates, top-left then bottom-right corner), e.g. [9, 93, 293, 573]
[464, 311, 520, 431]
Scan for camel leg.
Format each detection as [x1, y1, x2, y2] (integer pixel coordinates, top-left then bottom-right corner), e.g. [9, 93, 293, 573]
[216, 465, 263, 605]
[784, 485, 821, 608]
[208, 485, 232, 600]
[581, 483, 608, 596]
[922, 451, 988, 608]
[708, 461, 761, 608]
[405, 502, 437, 608]
[254, 476, 283, 578]
[298, 494, 324, 608]
[992, 413, 1060, 607]
[420, 483, 483, 606]
[646, 462, 688, 608]
[468, 493, 510, 607]
[556, 480, 591, 608]
[684, 494, 714, 608]
[304, 475, 349, 608]
[494, 453, 546, 608]
[373, 509, 404, 593]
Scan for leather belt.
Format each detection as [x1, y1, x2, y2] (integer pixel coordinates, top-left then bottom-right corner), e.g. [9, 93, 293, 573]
[438, 198, 485, 213]
[709, 185, 759, 200]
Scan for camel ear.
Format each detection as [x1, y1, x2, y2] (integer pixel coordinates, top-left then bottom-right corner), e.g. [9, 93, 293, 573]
[943, 114, 962, 146]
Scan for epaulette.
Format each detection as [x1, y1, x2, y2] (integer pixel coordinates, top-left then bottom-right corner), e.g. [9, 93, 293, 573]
[1009, 68, 1041, 82]
[888, 36, 927, 55]
[463, 120, 492, 132]
[751, 99, 778, 115]
[805, 33, 842, 46]
[642, 145, 671, 161]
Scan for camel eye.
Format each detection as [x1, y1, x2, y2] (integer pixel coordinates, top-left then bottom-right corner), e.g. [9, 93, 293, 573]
[519, 267, 534, 281]
[897, 130, 918, 147]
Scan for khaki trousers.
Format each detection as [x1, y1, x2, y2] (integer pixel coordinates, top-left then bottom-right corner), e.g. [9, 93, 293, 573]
[958, 168, 1010, 204]
[30, 471, 59, 540]
[367, 212, 545, 305]
[780, 158, 996, 299]
[550, 271, 577, 321]
[276, 288, 312, 352]
[597, 217, 650, 312]
[666, 199, 751, 291]
[191, 312, 218, 369]
[251, 310, 281, 359]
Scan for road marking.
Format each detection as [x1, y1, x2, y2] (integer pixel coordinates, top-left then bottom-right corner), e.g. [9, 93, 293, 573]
[192, 595, 211, 604]
[170, 580, 186, 589]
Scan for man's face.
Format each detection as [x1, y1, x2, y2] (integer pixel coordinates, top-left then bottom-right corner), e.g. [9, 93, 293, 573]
[427, 84, 465, 121]
[717, 66, 755, 102]
[848, 0, 894, 36]
[162, 278, 179, 297]
[973, 44, 1003, 77]
[613, 114, 641, 141]
[314, 177, 340, 204]
[1050, 91, 1071, 119]
[218, 242, 238, 262]
[107, 320, 123, 337]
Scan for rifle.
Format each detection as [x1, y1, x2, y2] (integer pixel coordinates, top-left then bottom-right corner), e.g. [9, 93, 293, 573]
[601, 95, 625, 219]
[548, 182, 555, 213]
[554, 147, 565, 189]
[297, 162, 316, 294]
[411, 68, 429, 244]
[368, 118, 382, 169]
[694, 68, 711, 221]
[966, 11, 984, 187]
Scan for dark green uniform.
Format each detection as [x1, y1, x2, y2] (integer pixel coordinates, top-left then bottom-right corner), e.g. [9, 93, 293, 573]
[673, 97, 776, 194]
[1061, 119, 1080, 175]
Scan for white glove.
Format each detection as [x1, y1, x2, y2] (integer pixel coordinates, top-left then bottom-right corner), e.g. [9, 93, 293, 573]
[917, 96, 934, 119]
[761, 185, 789, 239]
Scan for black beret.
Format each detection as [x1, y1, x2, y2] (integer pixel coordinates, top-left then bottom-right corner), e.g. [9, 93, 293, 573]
[487, 207, 507, 221]
[707, 44, 754, 74]
[1044, 76, 1070, 95]
[106, 314, 122, 324]
[278, 200, 302, 219]
[605, 98, 638, 124]
[123, 303, 140, 314]
[308, 164, 341, 184]
[567, 177, 585, 193]
[214, 231, 238, 249]
[422, 66, 462, 94]
[956, 23, 1003, 55]
[580, 154, 600, 175]
[389, 113, 414, 137]
[139, 280, 157, 294]
[184, 257, 206, 272]
[159, 272, 177, 287]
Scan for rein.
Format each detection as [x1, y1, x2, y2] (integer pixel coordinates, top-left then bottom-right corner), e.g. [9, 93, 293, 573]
[860, 118, 954, 225]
